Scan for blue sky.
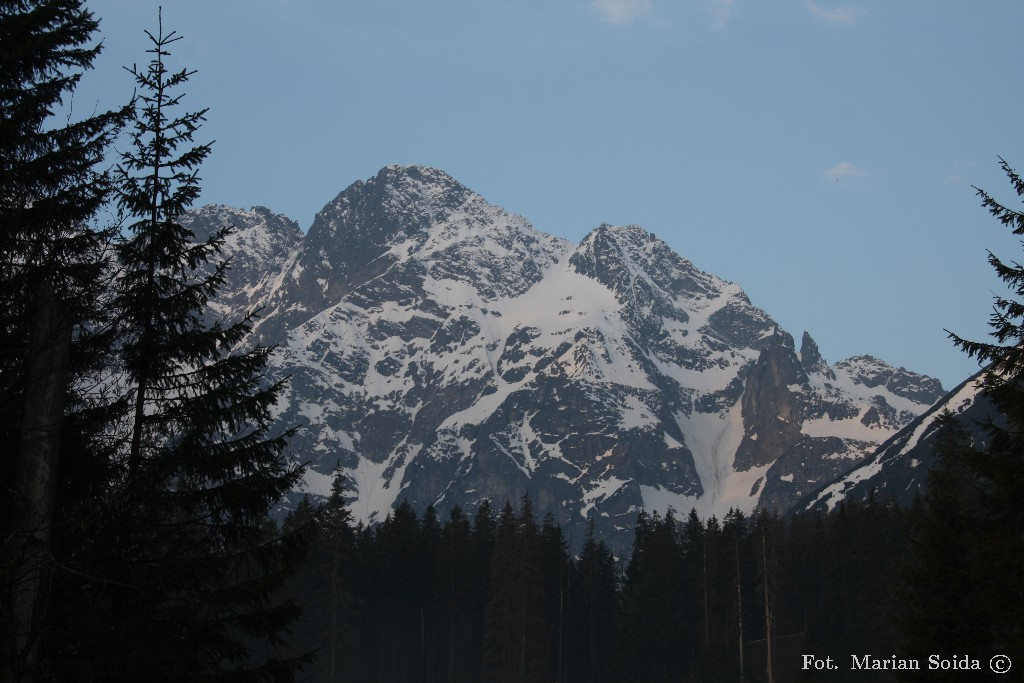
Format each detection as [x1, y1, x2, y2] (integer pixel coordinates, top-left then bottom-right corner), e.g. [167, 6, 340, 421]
[77, 0, 1024, 390]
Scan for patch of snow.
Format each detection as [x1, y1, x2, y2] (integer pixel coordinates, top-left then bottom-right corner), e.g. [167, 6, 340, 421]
[802, 414, 893, 441]
[889, 375, 985, 463]
[490, 434, 532, 477]
[808, 452, 887, 513]
[668, 403, 770, 518]
[639, 483, 699, 518]
[345, 444, 420, 525]
[618, 394, 658, 430]
[580, 473, 628, 518]
[817, 363, 932, 416]
[299, 468, 335, 498]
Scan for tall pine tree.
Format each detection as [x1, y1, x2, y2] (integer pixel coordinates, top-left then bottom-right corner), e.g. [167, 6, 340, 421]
[483, 497, 552, 683]
[618, 510, 686, 683]
[68, 12, 307, 680]
[897, 412, 990, 680]
[287, 467, 361, 682]
[568, 519, 618, 683]
[436, 505, 475, 683]
[940, 156, 1024, 664]
[0, 2, 129, 679]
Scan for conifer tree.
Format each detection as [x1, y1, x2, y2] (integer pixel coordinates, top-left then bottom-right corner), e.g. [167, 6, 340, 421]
[483, 496, 552, 683]
[313, 468, 360, 682]
[420, 505, 443, 679]
[722, 508, 748, 683]
[939, 157, 1024, 663]
[72, 12, 308, 680]
[897, 413, 989, 679]
[437, 505, 474, 683]
[467, 500, 496, 681]
[540, 512, 570, 683]
[0, 2, 129, 678]
[374, 501, 426, 681]
[568, 519, 617, 683]
[752, 510, 779, 683]
[619, 511, 686, 682]
[681, 508, 707, 664]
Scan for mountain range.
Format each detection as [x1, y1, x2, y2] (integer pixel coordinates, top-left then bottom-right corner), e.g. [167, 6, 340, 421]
[182, 165, 948, 553]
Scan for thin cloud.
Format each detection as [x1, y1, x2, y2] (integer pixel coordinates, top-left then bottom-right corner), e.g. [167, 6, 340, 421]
[825, 161, 862, 180]
[710, 0, 736, 30]
[592, 0, 653, 26]
[806, 1, 859, 25]
[948, 160, 977, 185]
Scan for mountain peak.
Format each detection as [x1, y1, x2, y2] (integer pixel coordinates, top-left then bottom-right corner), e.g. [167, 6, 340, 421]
[375, 164, 471, 200]
[578, 223, 665, 254]
[799, 331, 831, 376]
[570, 222, 747, 321]
[187, 165, 950, 555]
[179, 203, 303, 320]
[835, 355, 946, 405]
[303, 164, 486, 249]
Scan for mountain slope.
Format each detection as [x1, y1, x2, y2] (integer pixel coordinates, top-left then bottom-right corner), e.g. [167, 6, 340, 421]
[180, 204, 303, 319]
[800, 371, 995, 513]
[194, 165, 945, 552]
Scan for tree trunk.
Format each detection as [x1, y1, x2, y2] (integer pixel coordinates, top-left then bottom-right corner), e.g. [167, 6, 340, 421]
[330, 545, 340, 682]
[8, 280, 72, 682]
[735, 533, 744, 683]
[762, 527, 774, 683]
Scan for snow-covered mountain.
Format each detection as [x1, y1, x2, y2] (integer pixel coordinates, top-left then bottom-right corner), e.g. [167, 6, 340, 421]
[184, 165, 945, 553]
[799, 370, 997, 513]
[182, 204, 303, 320]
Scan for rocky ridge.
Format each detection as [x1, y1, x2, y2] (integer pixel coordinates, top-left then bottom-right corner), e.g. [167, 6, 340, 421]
[192, 165, 946, 553]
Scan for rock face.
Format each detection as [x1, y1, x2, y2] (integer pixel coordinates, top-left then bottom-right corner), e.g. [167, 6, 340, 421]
[180, 204, 303, 320]
[193, 165, 946, 554]
[800, 371, 996, 514]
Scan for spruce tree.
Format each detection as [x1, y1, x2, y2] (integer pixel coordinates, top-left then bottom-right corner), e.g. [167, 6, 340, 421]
[437, 505, 474, 682]
[467, 500, 496, 681]
[539, 512, 569, 682]
[483, 496, 552, 683]
[568, 519, 618, 683]
[897, 412, 990, 680]
[373, 501, 426, 681]
[0, 1, 129, 679]
[943, 156, 1024, 664]
[722, 508, 749, 683]
[618, 511, 686, 682]
[73, 12, 308, 680]
[680, 508, 708, 665]
[421, 505, 443, 680]
[305, 468, 361, 682]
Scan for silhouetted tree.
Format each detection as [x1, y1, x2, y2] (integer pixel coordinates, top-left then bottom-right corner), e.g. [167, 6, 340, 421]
[0, 2, 128, 677]
[618, 511, 686, 682]
[311, 469, 361, 682]
[483, 497, 552, 683]
[897, 413, 989, 680]
[437, 505, 475, 683]
[567, 519, 617, 683]
[373, 501, 425, 682]
[945, 158, 1024, 663]
[77, 13, 306, 679]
